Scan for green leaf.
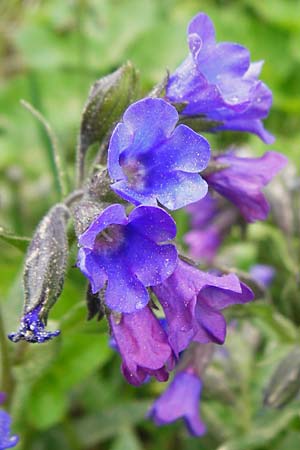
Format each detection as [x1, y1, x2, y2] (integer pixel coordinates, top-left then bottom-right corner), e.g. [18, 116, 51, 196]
[50, 332, 112, 390]
[111, 429, 142, 450]
[0, 227, 30, 252]
[217, 402, 300, 450]
[28, 376, 67, 429]
[76, 400, 151, 446]
[237, 302, 298, 343]
[264, 347, 300, 408]
[22, 332, 111, 430]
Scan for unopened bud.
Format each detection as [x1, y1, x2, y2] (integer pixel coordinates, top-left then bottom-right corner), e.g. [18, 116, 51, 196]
[8, 203, 69, 343]
[264, 347, 300, 408]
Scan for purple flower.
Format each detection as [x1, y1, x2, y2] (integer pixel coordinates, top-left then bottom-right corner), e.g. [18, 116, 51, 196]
[149, 370, 206, 436]
[167, 13, 274, 143]
[186, 192, 219, 229]
[250, 264, 275, 288]
[183, 193, 236, 263]
[0, 395, 19, 449]
[77, 204, 178, 313]
[204, 151, 288, 223]
[153, 260, 253, 355]
[108, 97, 210, 210]
[184, 226, 222, 263]
[110, 306, 175, 386]
[8, 305, 60, 344]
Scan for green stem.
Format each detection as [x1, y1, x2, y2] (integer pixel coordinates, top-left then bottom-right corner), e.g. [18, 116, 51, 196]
[0, 305, 14, 405]
[26, 73, 68, 199]
[62, 417, 83, 450]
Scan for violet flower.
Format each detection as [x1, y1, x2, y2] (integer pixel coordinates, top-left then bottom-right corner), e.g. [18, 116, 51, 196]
[0, 394, 19, 449]
[108, 97, 210, 210]
[110, 306, 174, 386]
[149, 370, 206, 436]
[167, 13, 274, 143]
[250, 264, 275, 288]
[77, 204, 177, 313]
[8, 305, 60, 344]
[183, 192, 234, 263]
[153, 260, 253, 355]
[204, 150, 287, 222]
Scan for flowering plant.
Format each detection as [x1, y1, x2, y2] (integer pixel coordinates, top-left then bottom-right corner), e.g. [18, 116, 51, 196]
[3, 9, 295, 448]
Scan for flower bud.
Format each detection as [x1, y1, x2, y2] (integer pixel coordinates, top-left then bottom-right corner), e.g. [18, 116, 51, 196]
[264, 347, 300, 408]
[77, 61, 139, 175]
[9, 203, 69, 343]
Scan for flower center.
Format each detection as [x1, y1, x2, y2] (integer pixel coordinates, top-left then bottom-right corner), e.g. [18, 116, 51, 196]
[94, 224, 125, 253]
[122, 159, 146, 190]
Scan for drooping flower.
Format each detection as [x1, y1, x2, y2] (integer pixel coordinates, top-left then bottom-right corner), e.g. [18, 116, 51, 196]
[203, 150, 288, 222]
[0, 394, 19, 449]
[8, 305, 60, 344]
[108, 97, 210, 210]
[149, 369, 206, 436]
[167, 13, 274, 143]
[250, 264, 275, 288]
[110, 306, 175, 386]
[77, 204, 178, 313]
[153, 260, 253, 355]
[184, 192, 236, 263]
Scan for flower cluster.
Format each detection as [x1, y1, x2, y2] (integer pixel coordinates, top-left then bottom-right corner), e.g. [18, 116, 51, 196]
[8, 10, 287, 439]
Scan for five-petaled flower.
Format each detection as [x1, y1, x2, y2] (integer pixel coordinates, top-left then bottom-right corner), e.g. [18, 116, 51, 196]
[108, 97, 210, 210]
[77, 204, 178, 313]
[167, 12, 274, 143]
[149, 369, 206, 436]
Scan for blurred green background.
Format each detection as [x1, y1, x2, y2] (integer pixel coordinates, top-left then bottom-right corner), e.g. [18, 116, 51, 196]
[1, 1, 300, 449]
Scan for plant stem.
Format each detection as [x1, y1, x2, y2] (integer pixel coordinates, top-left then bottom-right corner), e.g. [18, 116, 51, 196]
[26, 72, 69, 198]
[0, 305, 14, 405]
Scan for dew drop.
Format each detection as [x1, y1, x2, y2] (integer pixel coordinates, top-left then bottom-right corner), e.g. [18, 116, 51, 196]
[135, 301, 145, 310]
[229, 96, 239, 104]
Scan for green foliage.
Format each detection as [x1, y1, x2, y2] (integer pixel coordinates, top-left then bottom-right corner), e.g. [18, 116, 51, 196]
[1, 1, 300, 449]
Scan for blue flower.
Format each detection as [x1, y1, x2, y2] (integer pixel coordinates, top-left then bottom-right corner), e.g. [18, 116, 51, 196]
[0, 394, 19, 449]
[149, 370, 206, 436]
[77, 204, 178, 313]
[108, 98, 210, 210]
[167, 13, 274, 143]
[250, 264, 275, 288]
[8, 305, 60, 344]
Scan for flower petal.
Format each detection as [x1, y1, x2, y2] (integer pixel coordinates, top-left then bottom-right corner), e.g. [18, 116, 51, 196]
[188, 13, 216, 53]
[77, 248, 107, 293]
[105, 264, 149, 313]
[126, 229, 178, 286]
[153, 124, 210, 173]
[108, 122, 133, 180]
[79, 204, 128, 248]
[195, 302, 227, 344]
[128, 205, 177, 242]
[154, 171, 208, 210]
[111, 179, 157, 206]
